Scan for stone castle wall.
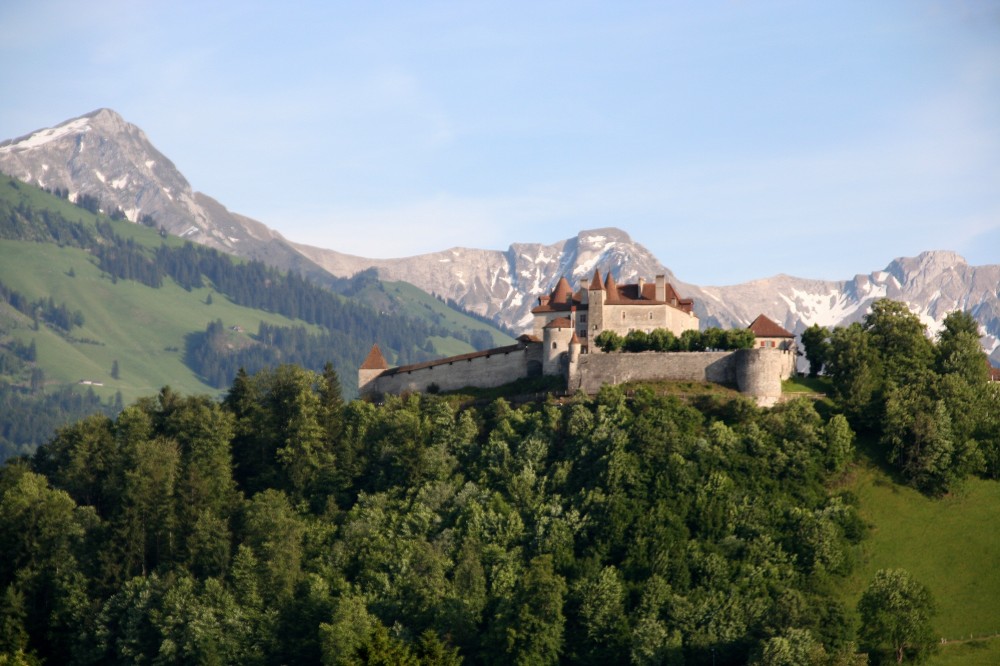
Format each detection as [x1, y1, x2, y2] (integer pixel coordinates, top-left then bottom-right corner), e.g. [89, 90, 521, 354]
[569, 350, 737, 394]
[568, 348, 795, 404]
[363, 343, 795, 406]
[366, 345, 541, 396]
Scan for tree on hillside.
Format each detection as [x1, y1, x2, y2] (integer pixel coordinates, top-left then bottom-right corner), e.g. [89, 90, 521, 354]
[826, 323, 881, 428]
[862, 300, 933, 389]
[858, 569, 936, 664]
[800, 324, 830, 377]
[935, 310, 987, 385]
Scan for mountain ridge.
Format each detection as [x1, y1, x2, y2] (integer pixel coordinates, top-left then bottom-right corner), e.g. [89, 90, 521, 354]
[0, 108, 334, 285]
[3, 110, 997, 364]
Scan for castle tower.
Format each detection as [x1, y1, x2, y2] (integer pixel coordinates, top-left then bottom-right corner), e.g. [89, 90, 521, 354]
[587, 269, 606, 347]
[542, 317, 574, 375]
[358, 344, 388, 396]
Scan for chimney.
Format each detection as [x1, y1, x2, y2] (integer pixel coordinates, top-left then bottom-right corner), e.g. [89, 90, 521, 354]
[655, 275, 666, 302]
[637, 277, 645, 298]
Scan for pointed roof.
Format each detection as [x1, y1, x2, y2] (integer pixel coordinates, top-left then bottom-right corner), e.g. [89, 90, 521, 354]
[360, 344, 389, 370]
[747, 314, 794, 338]
[604, 273, 619, 303]
[589, 269, 605, 291]
[570, 331, 581, 345]
[551, 276, 574, 305]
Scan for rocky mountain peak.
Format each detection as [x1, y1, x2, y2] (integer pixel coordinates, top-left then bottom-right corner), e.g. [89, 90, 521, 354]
[885, 250, 967, 285]
[0, 109, 333, 285]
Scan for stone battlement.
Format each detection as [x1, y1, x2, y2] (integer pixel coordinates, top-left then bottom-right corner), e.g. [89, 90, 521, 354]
[360, 339, 795, 406]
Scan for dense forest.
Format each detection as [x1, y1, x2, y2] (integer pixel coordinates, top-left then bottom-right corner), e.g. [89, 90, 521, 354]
[1, 364, 866, 665]
[1, 298, 995, 665]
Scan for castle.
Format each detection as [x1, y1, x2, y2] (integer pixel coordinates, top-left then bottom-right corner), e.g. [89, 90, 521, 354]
[359, 271, 797, 405]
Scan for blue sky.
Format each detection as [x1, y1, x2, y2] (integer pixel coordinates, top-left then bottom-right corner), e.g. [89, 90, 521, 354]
[2, 1, 998, 285]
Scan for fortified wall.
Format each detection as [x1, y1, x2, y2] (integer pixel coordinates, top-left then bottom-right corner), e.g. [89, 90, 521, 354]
[361, 340, 795, 406]
[568, 348, 795, 406]
[359, 340, 543, 397]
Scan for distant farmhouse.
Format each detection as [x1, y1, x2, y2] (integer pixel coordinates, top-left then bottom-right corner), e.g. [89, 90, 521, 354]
[360, 272, 797, 405]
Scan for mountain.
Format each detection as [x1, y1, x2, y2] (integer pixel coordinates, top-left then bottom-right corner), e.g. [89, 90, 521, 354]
[293, 227, 674, 331]
[3, 111, 996, 365]
[0, 177, 512, 458]
[297, 231, 1000, 366]
[0, 108, 333, 285]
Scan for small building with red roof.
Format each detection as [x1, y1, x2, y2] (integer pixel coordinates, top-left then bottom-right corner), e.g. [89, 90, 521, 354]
[747, 314, 797, 352]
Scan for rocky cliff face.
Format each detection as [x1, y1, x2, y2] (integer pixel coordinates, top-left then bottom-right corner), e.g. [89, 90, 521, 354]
[687, 251, 1000, 362]
[0, 109, 331, 283]
[4, 110, 997, 364]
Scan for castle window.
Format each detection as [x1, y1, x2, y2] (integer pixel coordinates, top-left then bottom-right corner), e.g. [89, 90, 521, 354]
[552, 342, 558, 349]
[649, 312, 653, 320]
[622, 312, 626, 321]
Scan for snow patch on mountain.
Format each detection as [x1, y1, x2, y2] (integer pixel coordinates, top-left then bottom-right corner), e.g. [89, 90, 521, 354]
[0, 116, 92, 152]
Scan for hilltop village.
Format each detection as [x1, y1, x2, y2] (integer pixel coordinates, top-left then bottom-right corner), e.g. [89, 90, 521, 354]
[359, 270, 797, 405]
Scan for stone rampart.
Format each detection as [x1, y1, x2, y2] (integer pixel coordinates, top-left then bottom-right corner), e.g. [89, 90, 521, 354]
[364, 342, 794, 406]
[569, 351, 738, 394]
[369, 345, 534, 396]
[568, 348, 795, 405]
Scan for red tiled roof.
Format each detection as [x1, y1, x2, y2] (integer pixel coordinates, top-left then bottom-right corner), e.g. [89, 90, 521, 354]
[531, 299, 578, 314]
[551, 277, 574, 306]
[360, 344, 389, 370]
[747, 314, 794, 338]
[533, 272, 694, 314]
[570, 331, 581, 344]
[604, 273, 620, 303]
[544, 317, 573, 329]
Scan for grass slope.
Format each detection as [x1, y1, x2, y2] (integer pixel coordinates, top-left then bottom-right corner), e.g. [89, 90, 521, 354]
[0, 239, 310, 403]
[381, 281, 514, 348]
[839, 462, 1000, 664]
[0, 177, 513, 405]
[352, 279, 514, 359]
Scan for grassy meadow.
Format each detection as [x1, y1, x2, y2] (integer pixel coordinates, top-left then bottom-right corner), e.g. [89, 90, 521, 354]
[838, 459, 1000, 664]
[0, 239, 314, 403]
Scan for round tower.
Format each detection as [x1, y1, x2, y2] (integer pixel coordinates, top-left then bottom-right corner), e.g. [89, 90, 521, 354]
[542, 317, 574, 375]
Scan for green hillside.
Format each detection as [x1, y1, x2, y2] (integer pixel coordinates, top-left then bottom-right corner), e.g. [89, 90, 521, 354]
[0, 238, 311, 401]
[0, 176, 512, 457]
[839, 462, 1000, 665]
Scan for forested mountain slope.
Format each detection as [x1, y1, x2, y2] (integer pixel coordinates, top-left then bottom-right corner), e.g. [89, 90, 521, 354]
[0, 177, 510, 460]
[0, 370, 866, 665]
[2, 276, 998, 663]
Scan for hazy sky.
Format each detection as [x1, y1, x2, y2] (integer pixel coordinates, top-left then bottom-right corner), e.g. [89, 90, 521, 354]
[2, 1, 998, 285]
